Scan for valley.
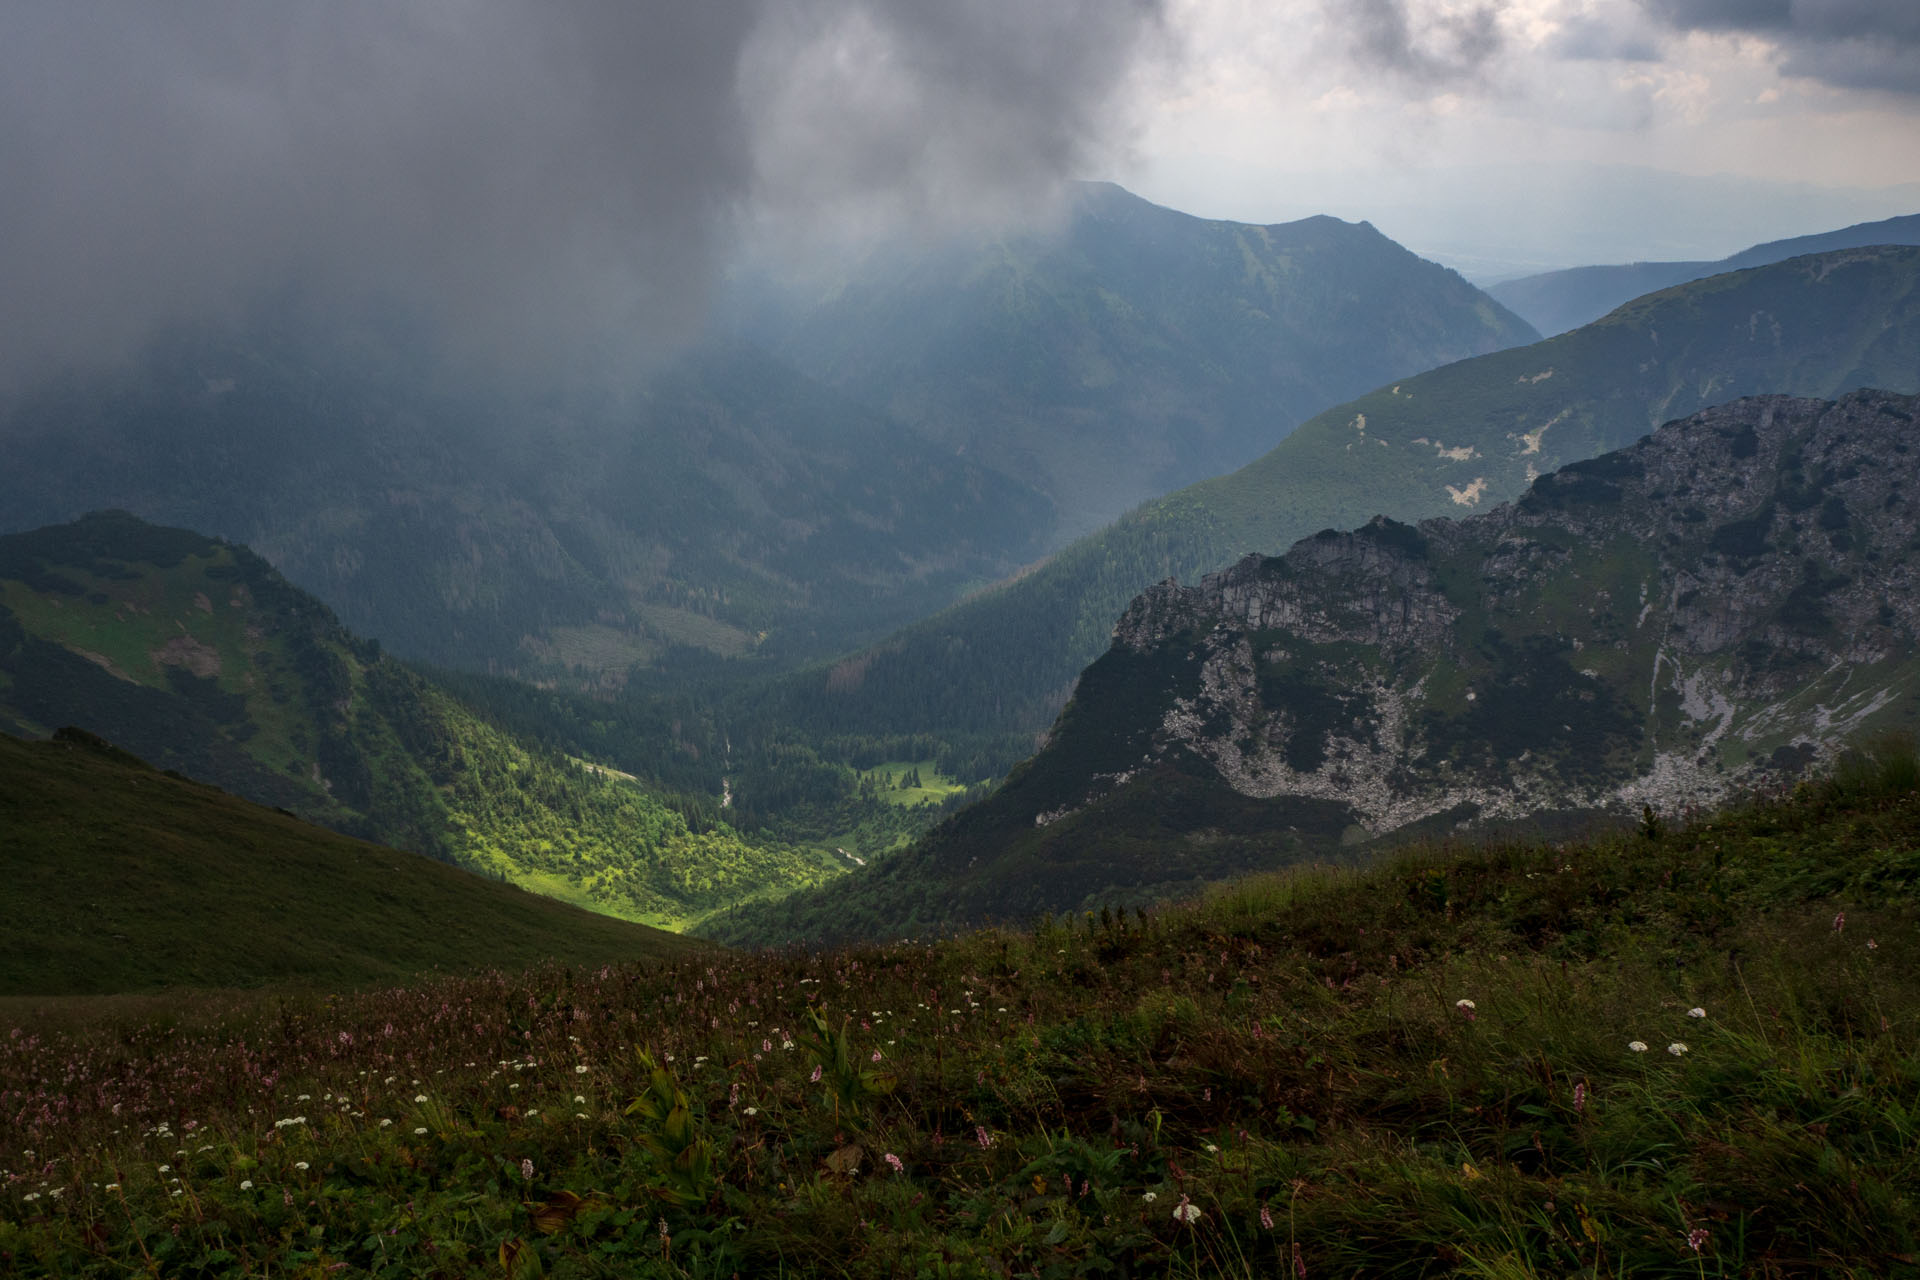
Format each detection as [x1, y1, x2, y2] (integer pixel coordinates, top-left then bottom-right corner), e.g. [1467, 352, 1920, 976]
[7, 10, 1920, 1273]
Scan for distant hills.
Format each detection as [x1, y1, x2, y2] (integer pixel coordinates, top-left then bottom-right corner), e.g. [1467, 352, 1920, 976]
[0, 727, 702, 996]
[717, 389, 1920, 942]
[1489, 212, 1920, 337]
[0, 512, 842, 929]
[0, 184, 1532, 683]
[729, 181, 1537, 539]
[743, 246, 1920, 778]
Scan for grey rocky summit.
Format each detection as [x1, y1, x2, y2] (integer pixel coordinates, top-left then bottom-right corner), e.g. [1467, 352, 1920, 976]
[1087, 389, 1920, 836]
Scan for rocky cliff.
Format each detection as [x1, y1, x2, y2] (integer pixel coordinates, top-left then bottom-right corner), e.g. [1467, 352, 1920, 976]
[708, 388, 1920, 940]
[1082, 389, 1919, 836]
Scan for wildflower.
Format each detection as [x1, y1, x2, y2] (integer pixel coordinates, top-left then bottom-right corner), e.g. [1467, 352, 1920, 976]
[573, 1095, 585, 1104]
[1868, 939, 1879, 950]
[1142, 1191, 1158, 1203]
[1668, 1042, 1688, 1056]
[157, 1165, 170, 1174]
[1687, 1227, 1710, 1253]
[413, 1127, 428, 1136]
[526, 1109, 538, 1117]
[104, 1184, 120, 1192]
[885, 1153, 905, 1174]
[1455, 998, 1476, 1010]
[1687, 1007, 1706, 1018]
[22, 1192, 38, 1203]
[744, 1106, 759, 1116]
[1260, 1205, 1275, 1230]
[239, 1180, 253, 1190]
[976, 1125, 993, 1149]
[1293, 1241, 1307, 1277]
[1204, 1143, 1220, 1154]
[1172, 1198, 1203, 1224]
[379, 1119, 393, 1128]
[810, 1065, 822, 1083]
[521, 1158, 535, 1181]
[297, 1094, 311, 1102]
[413, 1094, 428, 1103]
[1628, 1041, 1648, 1053]
[1573, 1082, 1587, 1113]
[575, 1064, 589, 1075]
[294, 1161, 309, 1171]
[574, 1113, 588, 1120]
[871, 1049, 883, 1063]
[1833, 912, 1845, 933]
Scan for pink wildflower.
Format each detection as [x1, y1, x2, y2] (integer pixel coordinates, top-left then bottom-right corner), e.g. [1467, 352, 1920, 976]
[520, 1158, 534, 1181]
[1687, 1227, 1710, 1253]
[1261, 1205, 1275, 1230]
[976, 1125, 993, 1149]
[1833, 911, 1846, 933]
[884, 1153, 904, 1175]
[810, 1065, 822, 1083]
[1573, 1082, 1587, 1113]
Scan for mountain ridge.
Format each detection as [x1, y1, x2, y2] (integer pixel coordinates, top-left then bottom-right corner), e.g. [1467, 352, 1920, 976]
[1488, 211, 1920, 336]
[732, 245, 1920, 782]
[713, 387, 1920, 943]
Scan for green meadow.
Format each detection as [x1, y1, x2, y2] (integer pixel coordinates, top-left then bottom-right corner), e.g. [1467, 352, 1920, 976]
[4, 741, 1918, 1275]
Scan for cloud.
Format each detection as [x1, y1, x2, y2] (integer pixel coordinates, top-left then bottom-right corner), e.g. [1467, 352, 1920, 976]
[0, 1, 1168, 386]
[1326, 0, 1508, 85]
[1640, 0, 1920, 93]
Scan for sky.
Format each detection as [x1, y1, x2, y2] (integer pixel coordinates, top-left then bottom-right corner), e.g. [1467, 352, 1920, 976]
[1, 0, 1917, 386]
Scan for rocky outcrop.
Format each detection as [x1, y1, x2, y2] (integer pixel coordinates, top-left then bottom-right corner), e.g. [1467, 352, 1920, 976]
[1053, 389, 1920, 836]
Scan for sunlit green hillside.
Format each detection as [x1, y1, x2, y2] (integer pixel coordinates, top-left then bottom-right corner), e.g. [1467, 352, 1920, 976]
[0, 512, 843, 929]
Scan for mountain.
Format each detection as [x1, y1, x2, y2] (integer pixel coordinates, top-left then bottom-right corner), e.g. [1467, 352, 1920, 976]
[1488, 212, 1920, 337]
[0, 184, 1535, 686]
[0, 512, 844, 929]
[0, 331, 1054, 680]
[0, 727, 702, 996]
[726, 181, 1538, 539]
[740, 246, 1920, 782]
[715, 389, 1920, 941]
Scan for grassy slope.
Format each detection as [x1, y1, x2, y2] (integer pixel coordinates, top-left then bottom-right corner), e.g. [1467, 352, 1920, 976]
[0, 730, 702, 997]
[1489, 210, 1920, 336]
[2, 748, 1917, 1275]
[0, 512, 845, 929]
[754, 246, 1920, 764]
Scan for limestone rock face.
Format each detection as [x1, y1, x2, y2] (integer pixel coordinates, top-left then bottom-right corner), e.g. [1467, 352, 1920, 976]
[1057, 389, 1920, 836]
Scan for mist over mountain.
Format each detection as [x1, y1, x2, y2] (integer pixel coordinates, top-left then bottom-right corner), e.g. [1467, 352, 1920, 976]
[743, 246, 1920, 783]
[1489, 212, 1920, 337]
[727, 181, 1537, 540]
[0, 186, 1532, 682]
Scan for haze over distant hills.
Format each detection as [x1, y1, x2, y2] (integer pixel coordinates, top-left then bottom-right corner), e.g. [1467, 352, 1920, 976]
[1489, 212, 1920, 337]
[0, 185, 1533, 681]
[741, 246, 1920, 782]
[725, 181, 1536, 540]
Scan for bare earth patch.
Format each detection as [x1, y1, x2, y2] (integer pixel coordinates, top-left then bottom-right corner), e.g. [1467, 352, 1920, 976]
[150, 635, 223, 678]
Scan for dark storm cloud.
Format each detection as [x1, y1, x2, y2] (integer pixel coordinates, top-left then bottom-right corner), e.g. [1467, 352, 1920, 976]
[744, 1, 1167, 232]
[1329, 0, 1507, 85]
[1641, 0, 1920, 93]
[0, 1, 1167, 385]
